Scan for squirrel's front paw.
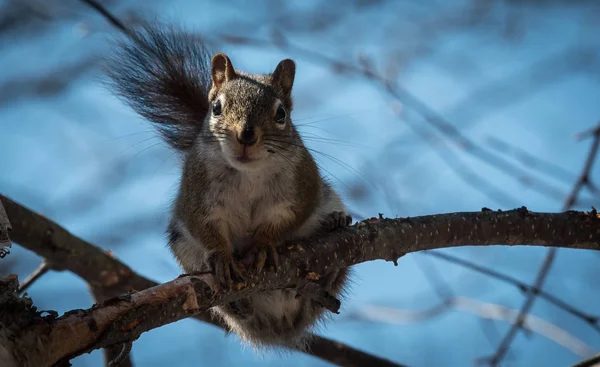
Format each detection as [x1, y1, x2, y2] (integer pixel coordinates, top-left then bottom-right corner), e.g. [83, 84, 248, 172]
[206, 251, 245, 289]
[241, 244, 279, 273]
[322, 211, 352, 231]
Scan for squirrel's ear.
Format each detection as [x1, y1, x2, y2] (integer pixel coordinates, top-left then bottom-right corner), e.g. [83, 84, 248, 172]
[272, 59, 296, 97]
[211, 53, 236, 91]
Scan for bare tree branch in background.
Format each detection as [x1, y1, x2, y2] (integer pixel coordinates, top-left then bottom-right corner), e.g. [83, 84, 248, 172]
[412, 254, 513, 356]
[482, 247, 556, 366]
[345, 297, 598, 358]
[445, 46, 599, 133]
[482, 122, 600, 366]
[0, 56, 99, 107]
[486, 136, 576, 186]
[424, 250, 600, 333]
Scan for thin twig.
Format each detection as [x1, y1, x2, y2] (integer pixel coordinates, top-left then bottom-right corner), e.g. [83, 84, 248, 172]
[576, 124, 600, 141]
[424, 251, 600, 332]
[18, 260, 51, 294]
[79, 0, 131, 35]
[414, 255, 509, 355]
[565, 122, 600, 209]
[400, 113, 519, 207]
[414, 255, 454, 299]
[484, 248, 556, 366]
[486, 136, 576, 185]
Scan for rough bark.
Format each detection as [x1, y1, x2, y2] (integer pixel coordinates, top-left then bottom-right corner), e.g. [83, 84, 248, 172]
[2, 194, 600, 366]
[0, 194, 403, 367]
[0, 198, 11, 258]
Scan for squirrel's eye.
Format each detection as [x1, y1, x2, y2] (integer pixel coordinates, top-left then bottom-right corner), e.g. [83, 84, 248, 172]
[275, 105, 286, 124]
[212, 100, 222, 116]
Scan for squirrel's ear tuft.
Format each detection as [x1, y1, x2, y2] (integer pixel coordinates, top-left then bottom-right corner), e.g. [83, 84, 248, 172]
[211, 53, 236, 91]
[272, 59, 296, 97]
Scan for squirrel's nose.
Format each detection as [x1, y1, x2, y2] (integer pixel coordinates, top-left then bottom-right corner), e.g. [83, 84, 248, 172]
[237, 127, 257, 146]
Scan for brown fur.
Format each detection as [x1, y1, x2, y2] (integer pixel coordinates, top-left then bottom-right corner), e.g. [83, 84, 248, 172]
[107, 22, 351, 349]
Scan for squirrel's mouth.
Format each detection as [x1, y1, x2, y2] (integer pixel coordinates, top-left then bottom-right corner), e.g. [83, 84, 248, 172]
[234, 146, 255, 164]
[235, 154, 252, 163]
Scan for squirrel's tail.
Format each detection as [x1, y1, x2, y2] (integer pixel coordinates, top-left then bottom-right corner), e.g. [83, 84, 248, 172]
[105, 21, 212, 152]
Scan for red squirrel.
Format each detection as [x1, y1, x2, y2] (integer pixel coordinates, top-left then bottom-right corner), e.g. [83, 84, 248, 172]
[107, 23, 352, 349]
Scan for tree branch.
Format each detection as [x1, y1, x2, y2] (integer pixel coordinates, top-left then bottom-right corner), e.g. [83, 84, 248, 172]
[18, 260, 51, 294]
[2, 192, 600, 365]
[0, 194, 403, 367]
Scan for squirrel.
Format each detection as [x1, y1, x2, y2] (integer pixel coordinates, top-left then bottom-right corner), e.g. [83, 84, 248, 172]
[106, 22, 352, 349]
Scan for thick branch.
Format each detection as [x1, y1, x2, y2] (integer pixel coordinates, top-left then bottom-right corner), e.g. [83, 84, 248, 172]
[0, 194, 402, 367]
[2, 194, 600, 365]
[3, 272, 402, 367]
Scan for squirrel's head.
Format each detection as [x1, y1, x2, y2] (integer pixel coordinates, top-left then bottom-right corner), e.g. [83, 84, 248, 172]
[205, 53, 298, 171]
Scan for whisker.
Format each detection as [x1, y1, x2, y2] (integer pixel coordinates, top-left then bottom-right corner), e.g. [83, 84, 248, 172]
[295, 125, 339, 135]
[152, 150, 180, 177]
[101, 129, 155, 143]
[263, 137, 378, 192]
[264, 144, 296, 166]
[129, 141, 165, 159]
[299, 134, 369, 149]
[264, 141, 349, 190]
[121, 136, 160, 153]
[293, 111, 363, 125]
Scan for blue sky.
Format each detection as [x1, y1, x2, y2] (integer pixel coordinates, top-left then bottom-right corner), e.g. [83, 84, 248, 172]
[1, 1, 599, 366]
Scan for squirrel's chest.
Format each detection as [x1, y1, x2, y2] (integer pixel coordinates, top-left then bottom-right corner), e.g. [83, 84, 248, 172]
[208, 173, 294, 244]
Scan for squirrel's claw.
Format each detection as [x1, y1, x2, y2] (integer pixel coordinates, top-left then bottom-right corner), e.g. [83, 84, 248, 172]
[243, 244, 279, 273]
[323, 211, 352, 231]
[207, 251, 245, 290]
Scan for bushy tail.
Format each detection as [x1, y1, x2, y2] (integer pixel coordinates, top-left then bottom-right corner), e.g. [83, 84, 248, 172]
[105, 21, 212, 151]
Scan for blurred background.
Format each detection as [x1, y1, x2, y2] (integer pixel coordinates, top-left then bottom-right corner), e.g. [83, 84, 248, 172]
[1, 0, 600, 366]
